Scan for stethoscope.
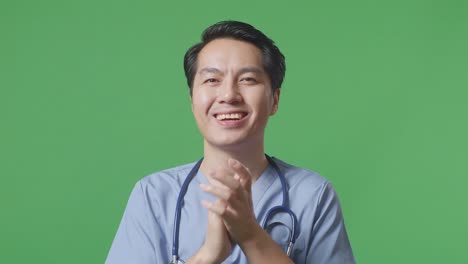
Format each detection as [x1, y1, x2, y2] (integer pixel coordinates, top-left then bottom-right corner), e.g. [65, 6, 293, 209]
[169, 154, 298, 264]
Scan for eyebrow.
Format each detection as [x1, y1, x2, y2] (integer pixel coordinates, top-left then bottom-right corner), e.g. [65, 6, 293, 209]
[238, 67, 264, 75]
[198, 66, 264, 76]
[198, 67, 223, 75]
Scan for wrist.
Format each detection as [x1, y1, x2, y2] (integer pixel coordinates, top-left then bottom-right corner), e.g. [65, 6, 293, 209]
[187, 246, 220, 264]
[238, 223, 265, 250]
[238, 226, 293, 263]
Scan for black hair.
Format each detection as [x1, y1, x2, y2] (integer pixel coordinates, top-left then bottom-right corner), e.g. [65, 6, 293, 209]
[183, 20, 286, 95]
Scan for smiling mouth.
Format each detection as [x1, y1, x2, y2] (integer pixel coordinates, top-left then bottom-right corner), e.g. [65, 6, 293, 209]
[215, 112, 248, 121]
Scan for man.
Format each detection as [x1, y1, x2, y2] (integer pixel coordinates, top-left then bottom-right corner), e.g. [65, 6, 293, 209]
[106, 21, 355, 263]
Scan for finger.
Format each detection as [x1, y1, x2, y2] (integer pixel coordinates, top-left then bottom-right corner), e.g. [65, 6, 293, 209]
[201, 181, 251, 217]
[207, 176, 240, 197]
[201, 199, 229, 216]
[205, 176, 232, 191]
[209, 168, 241, 190]
[203, 200, 240, 224]
[200, 183, 236, 201]
[228, 159, 252, 190]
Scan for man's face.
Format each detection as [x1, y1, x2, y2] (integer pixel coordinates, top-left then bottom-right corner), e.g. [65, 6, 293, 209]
[191, 38, 280, 150]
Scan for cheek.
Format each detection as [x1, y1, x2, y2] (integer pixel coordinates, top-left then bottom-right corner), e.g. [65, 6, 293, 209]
[192, 91, 214, 116]
[250, 92, 274, 114]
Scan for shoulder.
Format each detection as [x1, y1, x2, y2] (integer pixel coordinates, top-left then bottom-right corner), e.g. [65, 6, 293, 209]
[272, 157, 330, 190]
[271, 157, 340, 206]
[135, 161, 198, 197]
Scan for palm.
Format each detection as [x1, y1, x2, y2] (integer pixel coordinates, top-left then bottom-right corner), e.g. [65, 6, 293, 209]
[206, 211, 233, 261]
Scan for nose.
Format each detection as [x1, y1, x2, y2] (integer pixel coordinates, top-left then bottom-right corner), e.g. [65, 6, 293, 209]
[218, 79, 243, 104]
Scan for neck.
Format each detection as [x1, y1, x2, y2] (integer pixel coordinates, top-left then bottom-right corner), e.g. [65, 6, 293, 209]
[200, 141, 268, 182]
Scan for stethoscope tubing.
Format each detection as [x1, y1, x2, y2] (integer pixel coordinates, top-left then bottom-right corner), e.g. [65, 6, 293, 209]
[171, 158, 203, 257]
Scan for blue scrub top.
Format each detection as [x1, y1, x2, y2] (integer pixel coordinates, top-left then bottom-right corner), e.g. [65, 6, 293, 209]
[105, 157, 355, 263]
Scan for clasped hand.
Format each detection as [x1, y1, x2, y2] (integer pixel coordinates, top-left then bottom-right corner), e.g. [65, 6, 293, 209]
[198, 158, 258, 263]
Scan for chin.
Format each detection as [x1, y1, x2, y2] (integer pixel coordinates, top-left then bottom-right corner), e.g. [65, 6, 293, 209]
[210, 139, 246, 149]
[205, 133, 262, 151]
[204, 135, 244, 148]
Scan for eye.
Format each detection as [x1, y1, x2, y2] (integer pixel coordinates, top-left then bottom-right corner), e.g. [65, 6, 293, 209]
[240, 77, 257, 84]
[204, 78, 219, 84]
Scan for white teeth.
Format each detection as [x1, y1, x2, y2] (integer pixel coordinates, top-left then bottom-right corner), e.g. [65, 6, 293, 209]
[216, 113, 244, 120]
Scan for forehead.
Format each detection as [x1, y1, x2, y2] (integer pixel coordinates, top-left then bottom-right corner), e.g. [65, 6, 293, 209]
[196, 38, 263, 73]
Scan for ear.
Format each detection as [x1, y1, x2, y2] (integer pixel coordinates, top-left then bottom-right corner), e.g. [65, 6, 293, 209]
[270, 88, 281, 115]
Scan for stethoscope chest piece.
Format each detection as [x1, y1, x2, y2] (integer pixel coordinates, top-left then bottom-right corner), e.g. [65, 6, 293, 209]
[169, 256, 185, 264]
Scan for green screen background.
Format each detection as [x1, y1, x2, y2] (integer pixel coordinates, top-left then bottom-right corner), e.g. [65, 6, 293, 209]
[1, 0, 467, 263]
